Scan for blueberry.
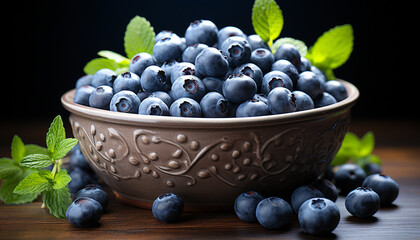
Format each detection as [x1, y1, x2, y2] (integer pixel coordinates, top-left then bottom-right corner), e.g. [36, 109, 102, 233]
[274, 43, 301, 70]
[296, 71, 323, 99]
[334, 163, 367, 195]
[247, 34, 269, 51]
[182, 43, 208, 64]
[291, 185, 325, 213]
[68, 168, 97, 194]
[185, 19, 218, 46]
[195, 47, 229, 78]
[155, 30, 181, 42]
[362, 174, 399, 206]
[69, 147, 91, 172]
[171, 75, 206, 102]
[234, 191, 264, 222]
[66, 197, 103, 227]
[250, 48, 275, 74]
[153, 37, 184, 64]
[255, 197, 293, 229]
[138, 97, 169, 116]
[266, 87, 297, 115]
[75, 75, 93, 89]
[236, 99, 270, 117]
[113, 72, 141, 93]
[312, 178, 338, 202]
[88, 85, 114, 110]
[199, 92, 228, 118]
[223, 74, 257, 104]
[170, 62, 196, 84]
[217, 26, 247, 48]
[233, 63, 263, 92]
[298, 198, 340, 236]
[323, 80, 348, 102]
[75, 185, 109, 210]
[128, 52, 155, 77]
[314, 92, 337, 108]
[202, 77, 224, 94]
[140, 65, 171, 93]
[311, 66, 327, 83]
[152, 193, 184, 223]
[292, 90, 314, 111]
[252, 93, 268, 104]
[73, 86, 95, 106]
[299, 57, 312, 73]
[220, 36, 252, 68]
[271, 59, 299, 87]
[149, 91, 173, 108]
[91, 69, 117, 87]
[109, 90, 141, 114]
[345, 187, 380, 218]
[136, 90, 151, 102]
[169, 98, 201, 117]
[160, 60, 179, 81]
[261, 70, 293, 95]
[365, 163, 382, 175]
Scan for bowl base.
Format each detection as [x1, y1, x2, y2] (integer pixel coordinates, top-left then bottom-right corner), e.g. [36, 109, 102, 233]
[112, 191, 232, 212]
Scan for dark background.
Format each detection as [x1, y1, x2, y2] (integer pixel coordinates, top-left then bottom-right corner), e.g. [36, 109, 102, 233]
[3, 0, 416, 124]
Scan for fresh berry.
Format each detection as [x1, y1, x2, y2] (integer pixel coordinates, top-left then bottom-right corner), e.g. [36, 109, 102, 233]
[182, 43, 208, 64]
[201, 77, 224, 94]
[113, 71, 141, 93]
[128, 52, 155, 77]
[274, 43, 301, 70]
[296, 71, 324, 99]
[261, 70, 293, 95]
[247, 34, 269, 51]
[149, 91, 173, 108]
[152, 193, 184, 223]
[234, 191, 264, 222]
[334, 163, 367, 195]
[91, 69, 117, 87]
[220, 36, 252, 68]
[312, 178, 338, 202]
[256, 197, 293, 229]
[75, 185, 109, 210]
[138, 97, 169, 116]
[75, 75, 93, 89]
[73, 86, 95, 106]
[298, 198, 340, 235]
[89, 85, 114, 110]
[169, 98, 201, 117]
[170, 62, 196, 84]
[345, 187, 380, 218]
[140, 65, 171, 93]
[185, 19, 218, 46]
[250, 48, 274, 74]
[314, 92, 337, 108]
[171, 75, 206, 102]
[292, 90, 314, 111]
[195, 47, 229, 78]
[109, 90, 141, 114]
[66, 197, 103, 227]
[267, 87, 297, 115]
[153, 37, 184, 64]
[199, 92, 228, 118]
[271, 59, 299, 87]
[299, 57, 312, 72]
[290, 185, 324, 213]
[217, 26, 247, 48]
[223, 74, 257, 104]
[362, 174, 399, 206]
[236, 99, 270, 117]
[69, 146, 91, 172]
[68, 168, 97, 194]
[233, 63, 263, 92]
[323, 80, 348, 102]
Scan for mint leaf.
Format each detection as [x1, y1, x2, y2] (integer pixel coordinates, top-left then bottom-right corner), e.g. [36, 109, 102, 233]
[124, 16, 155, 58]
[11, 135, 26, 163]
[25, 144, 48, 155]
[306, 24, 354, 77]
[43, 186, 72, 219]
[53, 170, 71, 190]
[13, 171, 52, 195]
[21, 154, 53, 169]
[252, 0, 283, 48]
[272, 37, 308, 55]
[0, 158, 22, 179]
[83, 58, 119, 75]
[46, 115, 66, 154]
[359, 131, 374, 157]
[97, 50, 130, 63]
[52, 138, 78, 161]
[0, 176, 38, 204]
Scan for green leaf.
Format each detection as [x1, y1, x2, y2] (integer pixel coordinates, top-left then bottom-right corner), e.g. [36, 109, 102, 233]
[53, 170, 72, 190]
[124, 16, 155, 58]
[272, 37, 308, 56]
[359, 131, 375, 157]
[83, 58, 118, 75]
[97, 50, 129, 63]
[331, 132, 360, 166]
[306, 24, 354, 71]
[43, 186, 72, 219]
[13, 171, 52, 195]
[21, 154, 53, 169]
[46, 116, 66, 153]
[0, 177, 38, 204]
[0, 158, 22, 179]
[25, 144, 48, 155]
[252, 0, 283, 48]
[11, 135, 26, 163]
[52, 138, 78, 161]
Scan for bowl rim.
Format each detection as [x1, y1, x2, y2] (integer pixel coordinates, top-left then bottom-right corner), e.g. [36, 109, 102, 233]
[61, 79, 359, 129]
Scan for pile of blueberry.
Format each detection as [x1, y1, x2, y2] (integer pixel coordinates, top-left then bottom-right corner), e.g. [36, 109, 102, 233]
[73, 19, 348, 118]
[233, 163, 399, 236]
[67, 144, 98, 194]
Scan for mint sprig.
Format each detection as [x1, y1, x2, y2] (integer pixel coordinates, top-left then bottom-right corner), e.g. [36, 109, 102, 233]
[83, 15, 155, 75]
[12, 115, 77, 219]
[251, 0, 284, 49]
[331, 131, 381, 171]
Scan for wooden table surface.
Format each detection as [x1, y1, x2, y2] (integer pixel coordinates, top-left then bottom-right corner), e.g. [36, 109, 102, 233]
[1, 119, 419, 239]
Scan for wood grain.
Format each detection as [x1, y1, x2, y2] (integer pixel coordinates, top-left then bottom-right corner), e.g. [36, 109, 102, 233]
[0, 121, 419, 239]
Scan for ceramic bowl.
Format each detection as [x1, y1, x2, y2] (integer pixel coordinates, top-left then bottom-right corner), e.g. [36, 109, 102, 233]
[61, 80, 359, 211]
